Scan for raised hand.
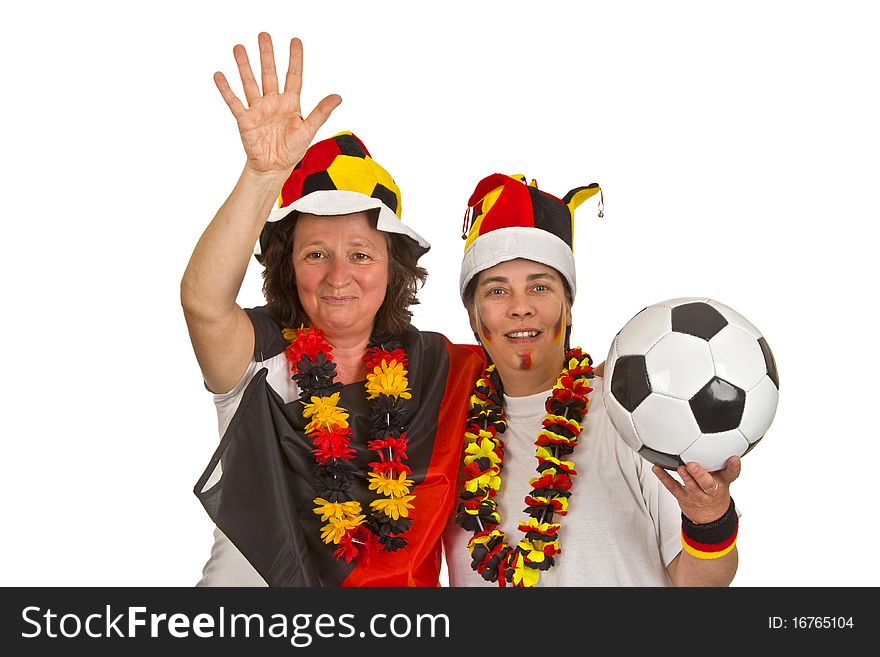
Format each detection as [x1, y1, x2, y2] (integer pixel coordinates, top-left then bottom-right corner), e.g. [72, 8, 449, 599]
[652, 456, 741, 524]
[213, 32, 342, 174]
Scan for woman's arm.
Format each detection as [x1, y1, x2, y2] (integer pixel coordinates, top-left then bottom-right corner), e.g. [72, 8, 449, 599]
[654, 457, 742, 587]
[180, 33, 340, 392]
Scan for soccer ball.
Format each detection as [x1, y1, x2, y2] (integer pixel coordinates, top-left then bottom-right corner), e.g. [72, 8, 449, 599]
[602, 297, 779, 472]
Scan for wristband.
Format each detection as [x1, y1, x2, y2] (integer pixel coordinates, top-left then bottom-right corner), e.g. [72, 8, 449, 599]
[680, 498, 738, 560]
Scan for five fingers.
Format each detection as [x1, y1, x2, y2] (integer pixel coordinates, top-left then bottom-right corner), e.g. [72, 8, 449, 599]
[215, 33, 338, 128]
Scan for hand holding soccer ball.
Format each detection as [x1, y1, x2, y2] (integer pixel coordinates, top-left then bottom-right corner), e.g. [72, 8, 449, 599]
[602, 298, 778, 472]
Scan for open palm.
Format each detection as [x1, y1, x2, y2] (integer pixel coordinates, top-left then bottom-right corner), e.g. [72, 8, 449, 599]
[214, 33, 341, 173]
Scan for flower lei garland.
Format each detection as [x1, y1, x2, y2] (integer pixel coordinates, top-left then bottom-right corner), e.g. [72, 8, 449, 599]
[283, 327, 415, 563]
[454, 348, 594, 587]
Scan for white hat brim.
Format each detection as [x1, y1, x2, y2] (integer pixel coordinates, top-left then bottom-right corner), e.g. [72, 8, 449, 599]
[258, 190, 430, 256]
[459, 226, 576, 301]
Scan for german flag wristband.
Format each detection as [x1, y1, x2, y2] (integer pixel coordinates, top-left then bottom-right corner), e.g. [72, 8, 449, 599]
[681, 498, 738, 560]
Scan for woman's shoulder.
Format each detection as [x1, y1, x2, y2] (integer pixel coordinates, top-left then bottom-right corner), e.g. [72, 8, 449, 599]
[243, 305, 288, 361]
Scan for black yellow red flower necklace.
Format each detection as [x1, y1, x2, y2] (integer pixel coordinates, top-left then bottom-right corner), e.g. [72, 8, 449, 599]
[454, 348, 594, 586]
[283, 326, 415, 563]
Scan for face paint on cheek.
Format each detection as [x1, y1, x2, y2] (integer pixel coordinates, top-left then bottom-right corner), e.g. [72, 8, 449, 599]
[477, 318, 492, 345]
[473, 304, 492, 345]
[552, 305, 566, 345]
[518, 351, 533, 370]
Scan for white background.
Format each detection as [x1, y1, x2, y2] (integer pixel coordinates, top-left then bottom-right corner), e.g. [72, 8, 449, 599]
[2, 0, 877, 587]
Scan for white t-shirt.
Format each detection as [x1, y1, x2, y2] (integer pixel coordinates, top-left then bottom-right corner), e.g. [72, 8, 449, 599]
[442, 376, 683, 586]
[196, 355, 293, 587]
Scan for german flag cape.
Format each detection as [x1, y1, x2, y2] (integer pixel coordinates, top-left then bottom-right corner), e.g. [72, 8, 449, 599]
[194, 307, 483, 586]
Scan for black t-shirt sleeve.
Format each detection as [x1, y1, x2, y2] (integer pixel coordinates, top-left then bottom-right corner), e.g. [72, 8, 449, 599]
[244, 306, 289, 361]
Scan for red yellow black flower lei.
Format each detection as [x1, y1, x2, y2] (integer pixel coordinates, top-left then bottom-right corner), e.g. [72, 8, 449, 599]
[283, 327, 415, 563]
[454, 348, 594, 586]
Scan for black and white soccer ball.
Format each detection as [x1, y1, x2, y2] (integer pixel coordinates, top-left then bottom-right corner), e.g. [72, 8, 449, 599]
[603, 297, 779, 472]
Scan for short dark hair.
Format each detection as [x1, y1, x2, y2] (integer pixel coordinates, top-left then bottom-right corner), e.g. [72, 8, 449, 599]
[462, 266, 573, 350]
[260, 210, 427, 341]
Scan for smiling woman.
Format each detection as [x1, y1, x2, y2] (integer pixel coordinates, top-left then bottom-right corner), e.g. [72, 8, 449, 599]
[293, 212, 390, 345]
[180, 33, 483, 587]
[442, 172, 742, 588]
[467, 259, 572, 396]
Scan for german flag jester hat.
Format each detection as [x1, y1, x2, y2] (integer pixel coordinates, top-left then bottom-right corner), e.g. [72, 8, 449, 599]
[459, 173, 602, 301]
[255, 131, 430, 263]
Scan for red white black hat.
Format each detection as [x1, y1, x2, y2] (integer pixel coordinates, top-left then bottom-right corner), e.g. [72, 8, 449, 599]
[459, 173, 602, 301]
[255, 131, 430, 263]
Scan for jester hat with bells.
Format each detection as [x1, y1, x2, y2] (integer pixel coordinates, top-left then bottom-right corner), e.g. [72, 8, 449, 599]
[459, 173, 603, 302]
[255, 131, 430, 263]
